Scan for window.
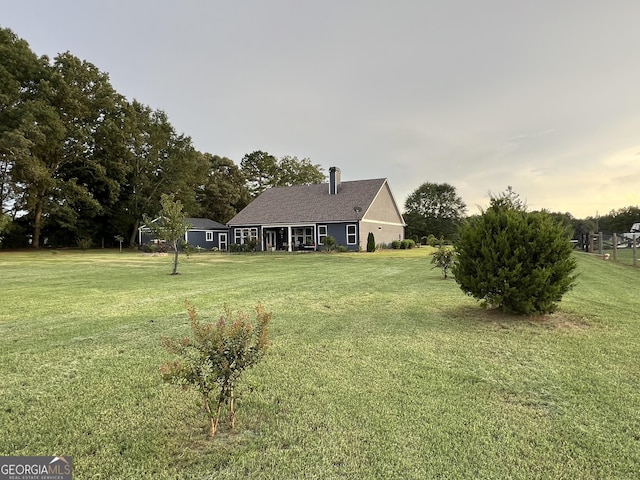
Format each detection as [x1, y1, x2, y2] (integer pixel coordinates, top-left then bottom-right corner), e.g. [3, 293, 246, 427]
[206, 231, 214, 242]
[318, 225, 327, 246]
[292, 227, 314, 247]
[234, 228, 258, 244]
[346, 224, 357, 245]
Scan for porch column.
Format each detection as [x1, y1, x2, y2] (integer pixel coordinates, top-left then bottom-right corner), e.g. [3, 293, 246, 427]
[260, 226, 264, 252]
[287, 226, 292, 252]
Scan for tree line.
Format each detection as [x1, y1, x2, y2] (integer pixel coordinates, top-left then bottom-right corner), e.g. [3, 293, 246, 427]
[0, 28, 324, 248]
[2, 27, 636, 250]
[403, 181, 639, 244]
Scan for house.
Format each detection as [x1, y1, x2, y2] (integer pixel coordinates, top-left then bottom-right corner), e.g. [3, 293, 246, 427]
[227, 167, 406, 251]
[138, 217, 228, 250]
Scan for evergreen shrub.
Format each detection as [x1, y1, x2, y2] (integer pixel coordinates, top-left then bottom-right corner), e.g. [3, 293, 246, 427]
[367, 232, 376, 252]
[452, 201, 577, 315]
[400, 239, 416, 249]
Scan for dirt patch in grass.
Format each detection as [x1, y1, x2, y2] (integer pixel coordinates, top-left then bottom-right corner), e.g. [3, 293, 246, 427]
[528, 311, 591, 331]
[452, 306, 591, 332]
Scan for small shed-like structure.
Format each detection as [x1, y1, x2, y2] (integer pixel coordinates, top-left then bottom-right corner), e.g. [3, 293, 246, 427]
[227, 167, 406, 251]
[138, 217, 228, 250]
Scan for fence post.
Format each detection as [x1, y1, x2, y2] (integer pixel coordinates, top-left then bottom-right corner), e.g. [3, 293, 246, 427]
[589, 232, 594, 253]
[612, 233, 617, 262]
[598, 232, 603, 255]
[634, 234, 638, 267]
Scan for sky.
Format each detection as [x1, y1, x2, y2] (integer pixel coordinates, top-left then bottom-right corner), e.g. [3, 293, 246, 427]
[2, 0, 639, 218]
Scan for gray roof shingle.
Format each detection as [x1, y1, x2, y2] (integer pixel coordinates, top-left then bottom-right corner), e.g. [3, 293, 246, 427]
[185, 218, 227, 230]
[228, 179, 388, 225]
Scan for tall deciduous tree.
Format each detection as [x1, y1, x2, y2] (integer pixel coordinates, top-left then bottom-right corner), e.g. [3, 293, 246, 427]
[7, 48, 120, 247]
[110, 101, 206, 247]
[241, 150, 278, 197]
[404, 182, 466, 242]
[196, 153, 249, 223]
[0, 28, 48, 238]
[2, 28, 210, 248]
[274, 155, 325, 188]
[241, 151, 325, 197]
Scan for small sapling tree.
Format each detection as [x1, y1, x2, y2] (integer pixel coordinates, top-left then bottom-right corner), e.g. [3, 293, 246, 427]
[142, 193, 190, 275]
[367, 232, 376, 252]
[160, 302, 271, 437]
[431, 243, 455, 279]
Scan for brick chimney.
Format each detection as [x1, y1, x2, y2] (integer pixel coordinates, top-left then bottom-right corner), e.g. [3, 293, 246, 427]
[329, 167, 341, 195]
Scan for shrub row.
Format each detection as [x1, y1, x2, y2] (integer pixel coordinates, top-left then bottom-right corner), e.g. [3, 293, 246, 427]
[391, 239, 416, 249]
[139, 243, 171, 253]
[229, 239, 258, 253]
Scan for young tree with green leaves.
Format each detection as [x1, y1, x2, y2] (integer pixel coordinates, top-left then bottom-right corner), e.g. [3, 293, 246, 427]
[452, 189, 577, 315]
[142, 193, 190, 275]
[431, 243, 455, 279]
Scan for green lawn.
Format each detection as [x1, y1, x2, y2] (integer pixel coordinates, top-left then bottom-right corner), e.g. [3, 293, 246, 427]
[0, 249, 638, 479]
[601, 246, 639, 267]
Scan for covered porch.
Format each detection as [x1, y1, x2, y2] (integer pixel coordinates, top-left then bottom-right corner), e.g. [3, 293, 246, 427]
[261, 225, 317, 252]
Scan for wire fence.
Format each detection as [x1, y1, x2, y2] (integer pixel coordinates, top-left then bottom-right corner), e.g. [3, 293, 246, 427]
[576, 233, 639, 267]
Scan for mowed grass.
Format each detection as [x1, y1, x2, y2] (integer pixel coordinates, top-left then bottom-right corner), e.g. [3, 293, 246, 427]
[602, 247, 639, 267]
[0, 249, 639, 479]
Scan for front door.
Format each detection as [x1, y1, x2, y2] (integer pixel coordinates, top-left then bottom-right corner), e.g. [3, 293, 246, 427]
[265, 230, 276, 251]
[218, 233, 227, 251]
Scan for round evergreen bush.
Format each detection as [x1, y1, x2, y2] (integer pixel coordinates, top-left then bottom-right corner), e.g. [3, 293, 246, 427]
[452, 202, 577, 315]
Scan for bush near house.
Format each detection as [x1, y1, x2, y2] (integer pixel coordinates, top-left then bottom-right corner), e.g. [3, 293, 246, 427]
[397, 239, 415, 249]
[229, 239, 258, 253]
[322, 235, 337, 252]
[366, 232, 376, 252]
[390, 239, 416, 249]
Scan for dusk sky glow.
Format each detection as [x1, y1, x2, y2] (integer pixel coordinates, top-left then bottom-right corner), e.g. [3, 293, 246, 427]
[3, 0, 639, 218]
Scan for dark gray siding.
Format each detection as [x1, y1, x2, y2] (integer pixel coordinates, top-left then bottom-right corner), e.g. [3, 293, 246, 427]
[141, 229, 226, 250]
[185, 230, 216, 250]
[324, 222, 359, 251]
